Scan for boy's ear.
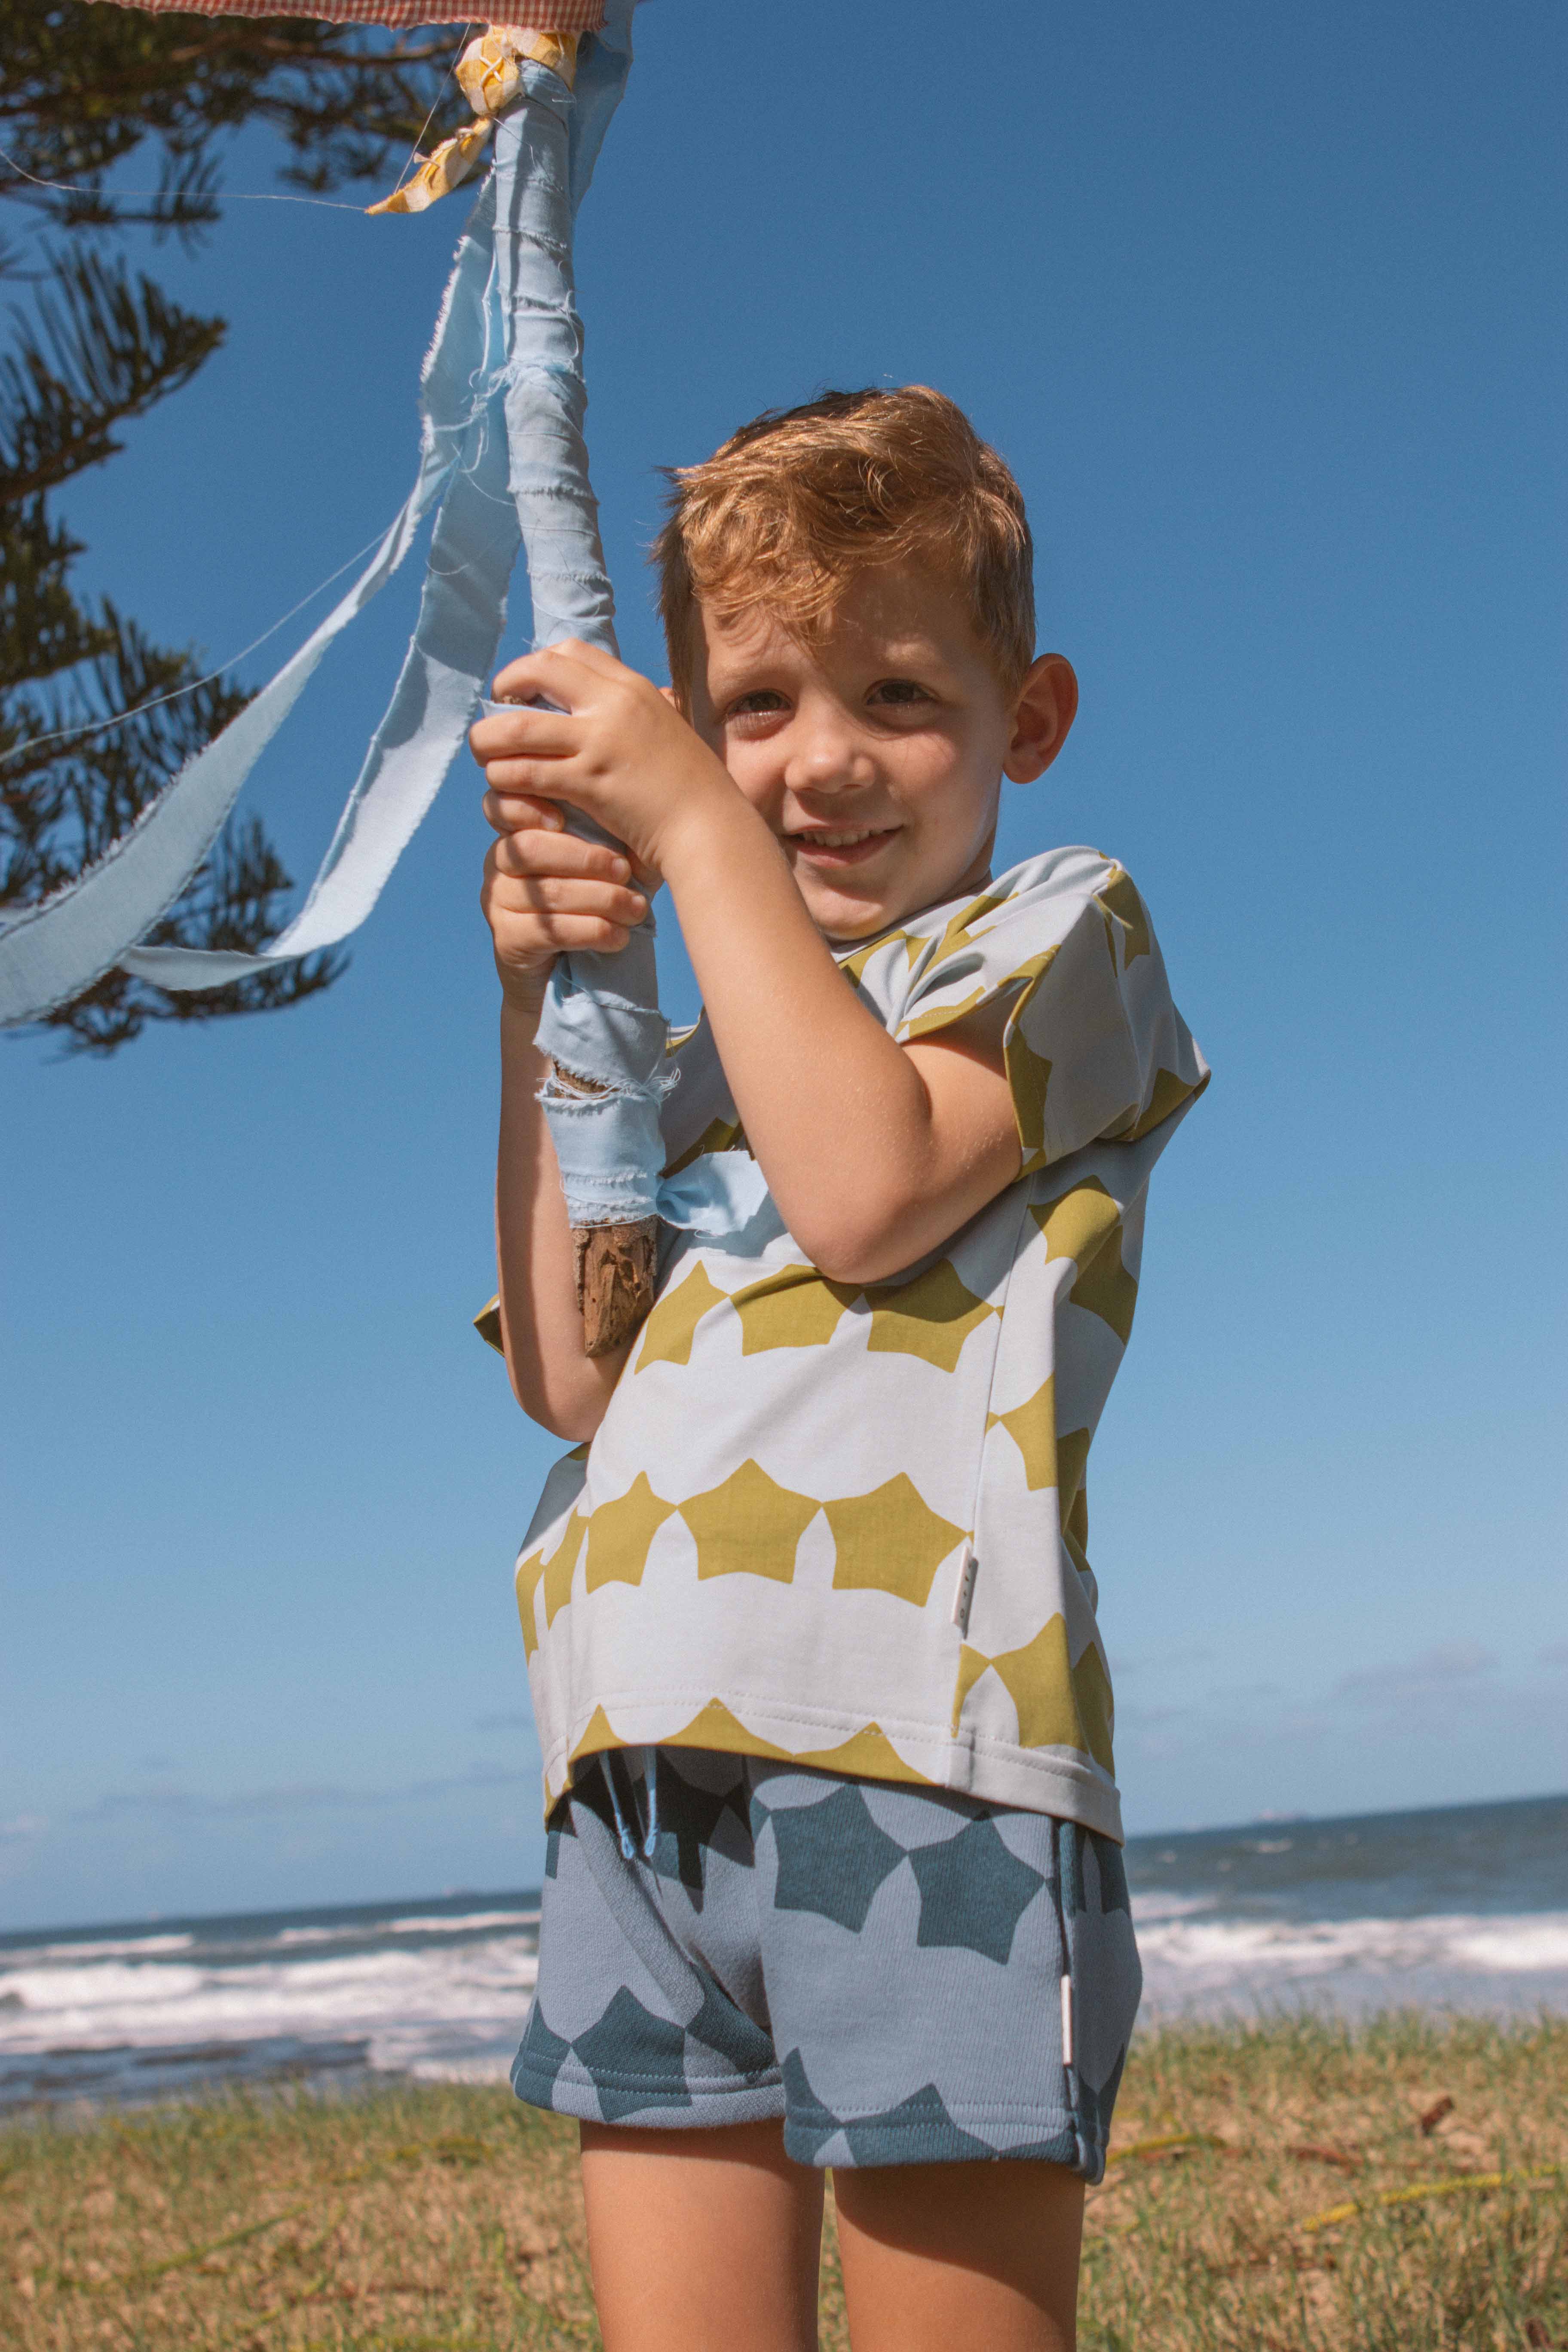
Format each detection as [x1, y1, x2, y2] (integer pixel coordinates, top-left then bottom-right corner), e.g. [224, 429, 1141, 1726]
[1003, 653, 1078, 784]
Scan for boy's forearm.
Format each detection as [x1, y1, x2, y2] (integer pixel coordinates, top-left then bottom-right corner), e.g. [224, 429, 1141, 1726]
[658, 793, 992, 1282]
[495, 999, 630, 1435]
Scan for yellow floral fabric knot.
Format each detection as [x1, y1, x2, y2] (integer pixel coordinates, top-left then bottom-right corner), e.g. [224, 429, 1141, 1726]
[369, 24, 578, 216]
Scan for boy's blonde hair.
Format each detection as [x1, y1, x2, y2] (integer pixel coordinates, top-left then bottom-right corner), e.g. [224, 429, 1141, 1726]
[652, 386, 1035, 705]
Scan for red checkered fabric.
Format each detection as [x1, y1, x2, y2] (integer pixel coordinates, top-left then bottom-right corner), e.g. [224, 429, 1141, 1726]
[89, 0, 606, 28]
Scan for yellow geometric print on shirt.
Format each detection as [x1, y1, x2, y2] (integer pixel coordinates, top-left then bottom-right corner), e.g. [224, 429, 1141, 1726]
[1063, 1479, 1091, 1575]
[987, 1376, 1057, 1491]
[514, 1547, 547, 1659]
[730, 1263, 861, 1353]
[679, 1458, 820, 1582]
[837, 929, 919, 988]
[1030, 1178, 1139, 1344]
[1054, 1426, 1091, 1531]
[663, 1116, 747, 1178]
[824, 1474, 966, 1605]
[1095, 864, 1151, 966]
[568, 1703, 624, 1767]
[899, 983, 989, 1042]
[542, 1509, 588, 1629]
[928, 888, 1012, 968]
[951, 1613, 1115, 1773]
[514, 1508, 586, 1657]
[793, 1721, 935, 1784]
[634, 1260, 729, 1373]
[1000, 946, 1063, 1164]
[1120, 1063, 1205, 1141]
[585, 1473, 676, 1592]
[661, 1696, 795, 1761]
[659, 1702, 937, 1790]
[864, 1257, 994, 1370]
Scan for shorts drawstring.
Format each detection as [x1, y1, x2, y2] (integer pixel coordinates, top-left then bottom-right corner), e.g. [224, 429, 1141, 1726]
[603, 1752, 638, 1861]
[641, 1748, 659, 1859]
[601, 1748, 660, 1863]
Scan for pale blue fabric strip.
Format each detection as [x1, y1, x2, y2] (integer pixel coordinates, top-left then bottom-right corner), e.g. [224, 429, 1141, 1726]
[488, 22, 671, 1230]
[0, 1, 648, 1036]
[127, 386, 520, 988]
[0, 177, 500, 1024]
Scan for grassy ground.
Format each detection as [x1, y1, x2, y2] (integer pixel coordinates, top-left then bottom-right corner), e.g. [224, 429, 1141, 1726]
[3, 2014, 1565, 2350]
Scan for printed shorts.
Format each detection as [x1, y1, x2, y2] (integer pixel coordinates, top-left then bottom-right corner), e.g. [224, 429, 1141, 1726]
[511, 1746, 1141, 2178]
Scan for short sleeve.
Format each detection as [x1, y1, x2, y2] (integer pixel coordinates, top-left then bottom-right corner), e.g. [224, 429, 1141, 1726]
[891, 849, 1208, 1172]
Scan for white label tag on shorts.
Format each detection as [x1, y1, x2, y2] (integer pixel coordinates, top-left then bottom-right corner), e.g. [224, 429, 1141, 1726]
[1061, 1973, 1075, 2070]
[950, 1542, 977, 1635]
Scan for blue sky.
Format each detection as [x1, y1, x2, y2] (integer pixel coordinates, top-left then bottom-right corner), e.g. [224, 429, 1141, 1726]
[3, 0, 1564, 1930]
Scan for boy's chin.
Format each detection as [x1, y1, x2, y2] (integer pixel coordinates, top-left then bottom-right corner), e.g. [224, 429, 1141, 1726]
[800, 863, 978, 943]
[806, 886, 934, 946]
[797, 874, 901, 943]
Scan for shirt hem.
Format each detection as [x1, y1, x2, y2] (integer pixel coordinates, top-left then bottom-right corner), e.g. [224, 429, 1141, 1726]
[539, 1694, 1125, 1844]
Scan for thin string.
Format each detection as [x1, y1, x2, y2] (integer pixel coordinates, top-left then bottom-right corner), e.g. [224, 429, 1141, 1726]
[0, 15, 477, 221]
[0, 518, 394, 764]
[388, 18, 476, 198]
[6, 492, 530, 767]
[2, 15, 489, 764]
[0, 149, 368, 216]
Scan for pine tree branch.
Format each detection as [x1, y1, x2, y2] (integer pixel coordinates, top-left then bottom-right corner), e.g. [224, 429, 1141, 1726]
[0, 246, 224, 502]
[0, 2, 413, 1049]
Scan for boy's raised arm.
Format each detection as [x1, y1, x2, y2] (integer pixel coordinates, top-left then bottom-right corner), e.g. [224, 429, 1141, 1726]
[475, 644, 1027, 1294]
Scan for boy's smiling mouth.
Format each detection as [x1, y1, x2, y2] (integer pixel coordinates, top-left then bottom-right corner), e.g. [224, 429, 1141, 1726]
[787, 823, 902, 863]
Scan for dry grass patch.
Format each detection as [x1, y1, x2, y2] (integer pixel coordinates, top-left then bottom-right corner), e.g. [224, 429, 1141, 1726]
[1080, 2012, 1568, 2350]
[0, 2015, 1563, 2349]
[1, 2083, 603, 2350]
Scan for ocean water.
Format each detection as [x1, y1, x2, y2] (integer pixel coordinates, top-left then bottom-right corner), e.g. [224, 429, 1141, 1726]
[2, 1792, 1564, 2113]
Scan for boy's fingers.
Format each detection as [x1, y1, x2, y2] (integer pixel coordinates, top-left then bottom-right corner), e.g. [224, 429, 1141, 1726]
[484, 815, 632, 887]
[490, 639, 625, 706]
[483, 848, 645, 917]
[469, 704, 578, 763]
[490, 870, 647, 925]
[480, 758, 580, 801]
[481, 789, 561, 835]
[495, 913, 633, 955]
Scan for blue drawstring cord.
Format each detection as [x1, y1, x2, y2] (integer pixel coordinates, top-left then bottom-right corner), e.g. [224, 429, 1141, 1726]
[603, 1753, 637, 1861]
[642, 1748, 659, 1861]
[602, 1748, 660, 1863]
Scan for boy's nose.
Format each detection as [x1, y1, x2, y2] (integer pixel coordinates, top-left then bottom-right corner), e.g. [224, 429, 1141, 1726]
[784, 723, 873, 798]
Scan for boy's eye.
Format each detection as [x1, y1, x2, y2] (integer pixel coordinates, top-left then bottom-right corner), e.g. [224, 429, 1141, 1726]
[870, 679, 934, 708]
[725, 689, 789, 720]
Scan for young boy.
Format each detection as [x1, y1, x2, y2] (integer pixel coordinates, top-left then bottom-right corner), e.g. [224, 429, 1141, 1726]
[471, 386, 1207, 2352]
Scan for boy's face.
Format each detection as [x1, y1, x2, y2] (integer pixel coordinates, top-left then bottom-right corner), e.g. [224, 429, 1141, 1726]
[685, 565, 1076, 941]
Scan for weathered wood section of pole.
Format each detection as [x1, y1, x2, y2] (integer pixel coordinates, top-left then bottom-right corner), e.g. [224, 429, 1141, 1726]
[575, 1220, 658, 1355]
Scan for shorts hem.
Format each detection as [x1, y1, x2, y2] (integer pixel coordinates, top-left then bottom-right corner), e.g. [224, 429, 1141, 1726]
[513, 2056, 1106, 2180]
[785, 2110, 1103, 2179]
[511, 2057, 786, 2130]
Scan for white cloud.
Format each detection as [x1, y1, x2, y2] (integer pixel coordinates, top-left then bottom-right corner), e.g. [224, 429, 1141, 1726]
[1334, 1641, 1498, 1704]
[73, 1763, 531, 1827]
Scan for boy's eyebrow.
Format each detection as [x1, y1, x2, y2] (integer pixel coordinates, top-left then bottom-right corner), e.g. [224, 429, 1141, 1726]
[705, 633, 956, 688]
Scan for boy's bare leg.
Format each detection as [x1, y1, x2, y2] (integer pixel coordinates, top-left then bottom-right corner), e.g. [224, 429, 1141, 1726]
[833, 2159, 1085, 2352]
[579, 2120, 824, 2352]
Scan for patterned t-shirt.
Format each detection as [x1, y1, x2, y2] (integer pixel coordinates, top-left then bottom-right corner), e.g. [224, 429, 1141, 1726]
[483, 847, 1208, 1841]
